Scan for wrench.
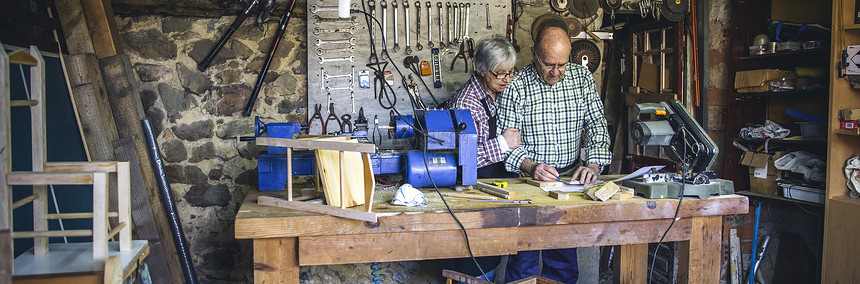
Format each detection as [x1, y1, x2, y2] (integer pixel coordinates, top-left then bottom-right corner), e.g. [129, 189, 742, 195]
[469, 199, 533, 204]
[485, 3, 491, 30]
[437, 2, 444, 48]
[368, 0, 376, 39]
[326, 85, 353, 92]
[452, 3, 459, 44]
[381, 1, 388, 47]
[404, 0, 412, 54]
[324, 66, 355, 80]
[317, 46, 356, 55]
[392, 1, 400, 52]
[313, 26, 357, 35]
[446, 2, 453, 46]
[426, 2, 434, 48]
[315, 38, 357, 46]
[415, 1, 423, 51]
[313, 15, 358, 25]
[463, 3, 470, 39]
[319, 56, 355, 64]
[310, 3, 359, 13]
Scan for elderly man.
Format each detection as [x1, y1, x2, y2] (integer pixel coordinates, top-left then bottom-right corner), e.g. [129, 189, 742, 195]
[496, 25, 611, 283]
[441, 34, 520, 282]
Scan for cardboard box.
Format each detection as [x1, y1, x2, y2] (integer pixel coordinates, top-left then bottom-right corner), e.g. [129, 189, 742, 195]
[740, 151, 787, 194]
[638, 62, 670, 93]
[734, 69, 795, 93]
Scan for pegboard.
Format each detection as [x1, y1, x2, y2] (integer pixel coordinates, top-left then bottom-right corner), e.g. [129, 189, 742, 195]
[306, 0, 511, 143]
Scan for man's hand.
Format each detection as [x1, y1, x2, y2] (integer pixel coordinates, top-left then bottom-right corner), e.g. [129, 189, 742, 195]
[530, 163, 559, 181]
[501, 128, 520, 149]
[571, 163, 600, 184]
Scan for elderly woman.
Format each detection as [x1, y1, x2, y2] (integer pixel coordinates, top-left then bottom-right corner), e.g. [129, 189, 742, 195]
[439, 35, 519, 282]
[447, 35, 521, 179]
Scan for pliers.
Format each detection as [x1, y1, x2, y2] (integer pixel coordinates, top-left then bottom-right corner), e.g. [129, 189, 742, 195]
[450, 40, 469, 73]
[308, 103, 324, 135]
[341, 114, 353, 133]
[323, 103, 342, 134]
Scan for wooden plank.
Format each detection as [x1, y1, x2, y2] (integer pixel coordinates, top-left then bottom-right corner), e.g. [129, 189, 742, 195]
[7, 50, 38, 66]
[517, 219, 691, 250]
[235, 190, 748, 239]
[609, 187, 634, 200]
[613, 243, 648, 284]
[678, 216, 721, 284]
[106, 222, 126, 240]
[92, 172, 108, 269]
[29, 46, 48, 256]
[298, 227, 518, 265]
[7, 172, 95, 185]
[79, 0, 123, 59]
[314, 139, 365, 207]
[442, 269, 491, 284]
[729, 228, 742, 284]
[9, 100, 39, 107]
[363, 153, 375, 212]
[70, 83, 119, 161]
[44, 161, 118, 172]
[47, 212, 118, 219]
[0, 230, 9, 284]
[593, 181, 620, 202]
[66, 53, 104, 88]
[113, 138, 179, 284]
[257, 137, 376, 153]
[443, 192, 498, 200]
[527, 179, 563, 188]
[257, 196, 377, 222]
[55, 0, 97, 55]
[0, 44, 10, 278]
[474, 182, 514, 199]
[11, 230, 93, 238]
[11, 194, 40, 209]
[103, 256, 122, 284]
[339, 151, 345, 209]
[116, 162, 131, 251]
[822, 197, 860, 283]
[254, 238, 299, 284]
[286, 148, 292, 201]
[548, 191, 569, 200]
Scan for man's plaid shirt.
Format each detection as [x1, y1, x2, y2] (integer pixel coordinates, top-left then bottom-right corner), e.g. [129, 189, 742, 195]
[448, 75, 507, 168]
[496, 63, 612, 173]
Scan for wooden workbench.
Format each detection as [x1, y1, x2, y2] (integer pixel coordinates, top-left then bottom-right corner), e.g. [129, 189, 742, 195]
[235, 178, 748, 283]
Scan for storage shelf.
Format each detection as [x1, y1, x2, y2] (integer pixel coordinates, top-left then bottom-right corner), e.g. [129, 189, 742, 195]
[835, 129, 860, 136]
[737, 190, 824, 207]
[829, 195, 860, 206]
[735, 89, 828, 98]
[733, 137, 826, 146]
[738, 48, 828, 60]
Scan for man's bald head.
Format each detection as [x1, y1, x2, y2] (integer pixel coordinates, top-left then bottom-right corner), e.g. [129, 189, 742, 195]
[535, 26, 571, 55]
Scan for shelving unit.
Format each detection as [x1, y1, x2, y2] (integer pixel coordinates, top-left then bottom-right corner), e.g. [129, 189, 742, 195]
[736, 190, 824, 207]
[822, 0, 860, 281]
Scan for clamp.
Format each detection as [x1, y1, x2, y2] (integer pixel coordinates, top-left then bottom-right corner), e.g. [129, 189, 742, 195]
[308, 103, 324, 134]
[372, 115, 383, 144]
[341, 114, 353, 133]
[323, 103, 342, 134]
[492, 181, 508, 188]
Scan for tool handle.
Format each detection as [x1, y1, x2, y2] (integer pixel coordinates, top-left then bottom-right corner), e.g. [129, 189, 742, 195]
[197, 0, 259, 71]
[243, 0, 297, 116]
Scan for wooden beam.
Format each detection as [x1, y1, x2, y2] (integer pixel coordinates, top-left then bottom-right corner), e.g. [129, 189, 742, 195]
[548, 191, 569, 200]
[44, 161, 118, 172]
[256, 137, 377, 153]
[9, 100, 39, 107]
[257, 196, 378, 223]
[613, 244, 648, 284]
[678, 216, 721, 284]
[7, 172, 95, 185]
[443, 192, 498, 200]
[0, 44, 10, 278]
[254, 238, 299, 284]
[92, 171, 108, 269]
[11, 194, 41, 209]
[80, 0, 123, 58]
[11, 230, 93, 238]
[55, 0, 97, 55]
[474, 182, 514, 199]
[47, 212, 118, 219]
[29, 45, 48, 255]
[107, 222, 127, 240]
[298, 227, 518, 265]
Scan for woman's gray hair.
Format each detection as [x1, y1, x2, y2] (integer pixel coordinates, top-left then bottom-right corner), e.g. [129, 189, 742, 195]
[473, 35, 517, 75]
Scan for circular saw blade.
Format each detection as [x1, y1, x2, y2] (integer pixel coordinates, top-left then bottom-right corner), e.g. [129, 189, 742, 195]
[565, 18, 583, 37]
[570, 39, 601, 73]
[569, 0, 599, 18]
[661, 0, 689, 21]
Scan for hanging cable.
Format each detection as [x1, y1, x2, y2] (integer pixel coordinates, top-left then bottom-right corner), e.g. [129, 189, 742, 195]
[648, 127, 687, 284]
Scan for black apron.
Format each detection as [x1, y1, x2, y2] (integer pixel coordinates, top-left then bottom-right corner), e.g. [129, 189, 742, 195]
[476, 98, 518, 179]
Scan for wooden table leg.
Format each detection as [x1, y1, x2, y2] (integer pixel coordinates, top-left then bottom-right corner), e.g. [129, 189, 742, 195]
[678, 216, 721, 284]
[613, 243, 648, 284]
[254, 238, 299, 284]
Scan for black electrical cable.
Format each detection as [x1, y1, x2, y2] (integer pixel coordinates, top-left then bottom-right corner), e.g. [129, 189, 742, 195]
[352, 7, 487, 279]
[648, 127, 686, 284]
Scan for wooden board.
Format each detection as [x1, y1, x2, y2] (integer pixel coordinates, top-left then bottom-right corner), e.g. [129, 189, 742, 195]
[253, 238, 298, 284]
[527, 179, 564, 188]
[678, 216, 721, 284]
[474, 182, 515, 199]
[613, 243, 648, 283]
[257, 196, 377, 222]
[548, 191, 569, 200]
[313, 139, 365, 208]
[258, 137, 376, 153]
[13, 241, 148, 277]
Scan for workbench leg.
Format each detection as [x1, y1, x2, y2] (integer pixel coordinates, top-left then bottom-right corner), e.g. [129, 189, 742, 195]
[678, 216, 721, 284]
[612, 243, 648, 284]
[254, 238, 299, 284]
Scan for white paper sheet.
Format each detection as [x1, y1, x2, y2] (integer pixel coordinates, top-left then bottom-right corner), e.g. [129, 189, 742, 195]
[610, 166, 666, 182]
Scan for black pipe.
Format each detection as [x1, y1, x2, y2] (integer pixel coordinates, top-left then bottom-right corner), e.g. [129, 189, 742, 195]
[242, 0, 297, 116]
[141, 118, 199, 284]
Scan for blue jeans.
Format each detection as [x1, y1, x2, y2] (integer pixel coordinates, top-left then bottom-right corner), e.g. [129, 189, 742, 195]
[505, 248, 579, 284]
